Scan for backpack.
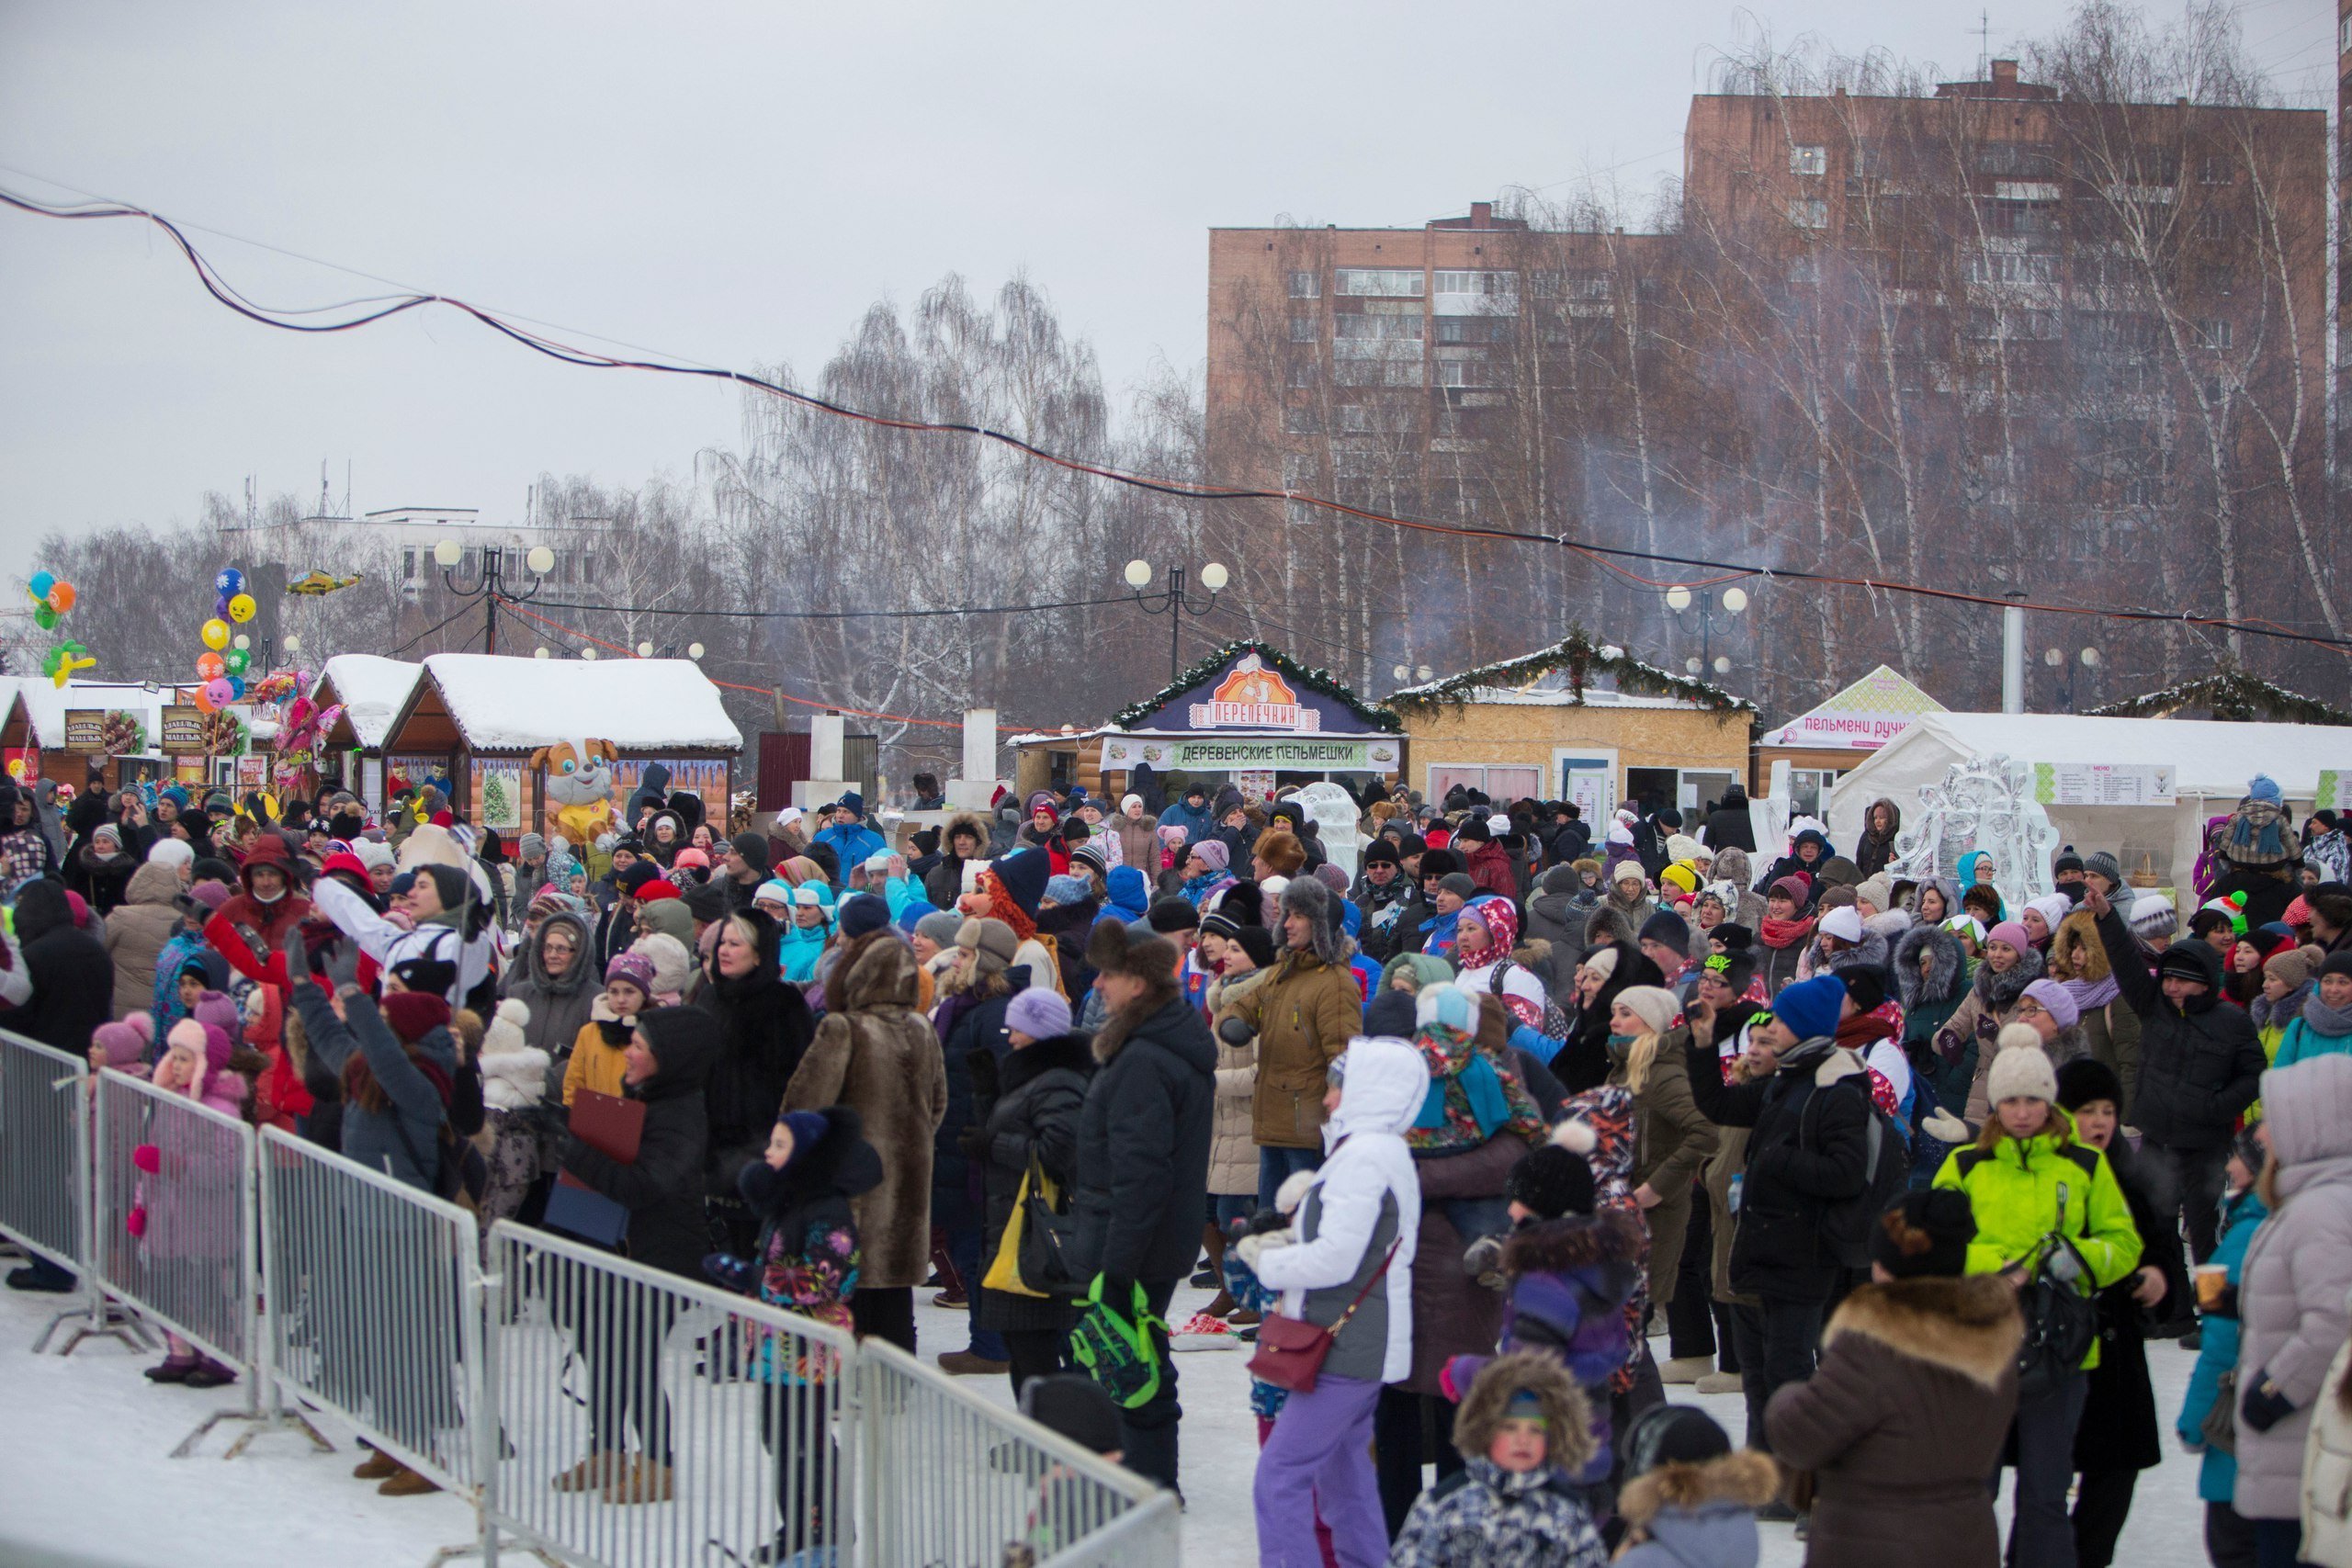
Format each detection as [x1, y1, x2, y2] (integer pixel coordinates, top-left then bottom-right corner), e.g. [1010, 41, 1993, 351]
[1801, 1074, 1911, 1269]
[1491, 956, 1572, 1042]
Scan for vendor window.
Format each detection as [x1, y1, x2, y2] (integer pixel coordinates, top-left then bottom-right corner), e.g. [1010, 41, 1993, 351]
[1428, 763, 1542, 803]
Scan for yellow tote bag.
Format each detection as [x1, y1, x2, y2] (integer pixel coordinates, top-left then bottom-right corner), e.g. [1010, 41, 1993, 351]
[981, 1158, 1058, 1299]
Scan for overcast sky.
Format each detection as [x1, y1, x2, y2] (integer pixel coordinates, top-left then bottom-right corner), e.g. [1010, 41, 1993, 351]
[0, 1, 2332, 583]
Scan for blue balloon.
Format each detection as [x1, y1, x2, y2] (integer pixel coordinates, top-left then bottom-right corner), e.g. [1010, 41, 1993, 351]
[28, 571, 55, 599]
[215, 594, 232, 619]
[227, 676, 245, 700]
[215, 568, 243, 595]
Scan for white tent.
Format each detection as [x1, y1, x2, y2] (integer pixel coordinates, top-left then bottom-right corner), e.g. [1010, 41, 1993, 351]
[1828, 712, 2337, 893]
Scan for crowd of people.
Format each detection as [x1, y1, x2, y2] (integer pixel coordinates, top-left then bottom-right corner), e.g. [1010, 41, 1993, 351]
[6, 760, 2352, 1566]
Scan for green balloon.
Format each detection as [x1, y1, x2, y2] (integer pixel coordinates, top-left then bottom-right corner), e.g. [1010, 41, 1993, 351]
[223, 649, 250, 675]
[32, 604, 57, 631]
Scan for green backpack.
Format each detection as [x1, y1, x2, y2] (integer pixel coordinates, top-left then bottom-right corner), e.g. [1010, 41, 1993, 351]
[1068, 1276, 1168, 1410]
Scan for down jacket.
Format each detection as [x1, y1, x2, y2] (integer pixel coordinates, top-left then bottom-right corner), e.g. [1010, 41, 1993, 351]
[2095, 908, 2265, 1151]
[1069, 987, 1216, 1285]
[1217, 945, 1361, 1151]
[1765, 1275, 2022, 1568]
[102, 862, 186, 1022]
[1204, 965, 1269, 1198]
[2233, 1055, 2352, 1521]
[1684, 1032, 1871, 1301]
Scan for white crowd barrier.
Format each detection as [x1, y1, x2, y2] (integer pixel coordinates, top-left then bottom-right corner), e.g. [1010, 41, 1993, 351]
[3, 1044, 1179, 1567]
[0, 1028, 147, 1356]
[481, 1220, 861, 1568]
[258, 1124, 487, 1499]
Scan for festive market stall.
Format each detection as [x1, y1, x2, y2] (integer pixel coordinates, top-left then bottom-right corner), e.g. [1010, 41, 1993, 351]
[1826, 710, 2336, 900]
[378, 653, 742, 839]
[308, 655, 424, 809]
[0, 676, 179, 795]
[1752, 664, 1947, 815]
[1009, 643, 1401, 806]
[1385, 631, 1755, 820]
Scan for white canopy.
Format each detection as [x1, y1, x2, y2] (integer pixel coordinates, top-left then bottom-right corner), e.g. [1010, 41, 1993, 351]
[1828, 711, 2336, 893]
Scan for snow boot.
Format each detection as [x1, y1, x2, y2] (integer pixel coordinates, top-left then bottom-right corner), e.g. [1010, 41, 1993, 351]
[144, 1354, 198, 1383]
[550, 1451, 622, 1493]
[379, 1464, 442, 1497]
[603, 1457, 673, 1504]
[352, 1446, 401, 1481]
[181, 1358, 237, 1390]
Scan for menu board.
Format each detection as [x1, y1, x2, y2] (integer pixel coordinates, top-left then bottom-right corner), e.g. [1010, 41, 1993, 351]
[2034, 762, 2177, 807]
[62, 710, 105, 750]
[159, 706, 207, 755]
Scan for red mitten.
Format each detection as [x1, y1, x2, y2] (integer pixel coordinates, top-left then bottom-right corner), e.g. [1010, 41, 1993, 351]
[132, 1144, 162, 1175]
[127, 1204, 147, 1238]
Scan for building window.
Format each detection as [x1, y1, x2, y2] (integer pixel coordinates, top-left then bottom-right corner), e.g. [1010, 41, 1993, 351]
[1282, 453, 1317, 490]
[401, 547, 417, 582]
[1788, 198, 1829, 230]
[1286, 270, 1318, 299]
[1287, 358, 1317, 388]
[1963, 250, 2056, 287]
[2198, 153, 2236, 186]
[1335, 267, 1425, 298]
[1289, 314, 1317, 342]
[1283, 404, 1320, 434]
[1790, 144, 1828, 176]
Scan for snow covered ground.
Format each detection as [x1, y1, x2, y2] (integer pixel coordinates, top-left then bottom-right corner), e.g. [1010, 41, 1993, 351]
[0, 1274, 2217, 1565]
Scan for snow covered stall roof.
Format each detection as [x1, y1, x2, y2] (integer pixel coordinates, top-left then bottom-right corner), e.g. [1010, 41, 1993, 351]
[0, 677, 175, 752]
[385, 654, 744, 755]
[311, 655, 422, 751]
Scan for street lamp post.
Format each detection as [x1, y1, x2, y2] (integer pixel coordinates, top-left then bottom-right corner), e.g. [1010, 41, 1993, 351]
[1664, 583, 1749, 678]
[2043, 645, 2101, 712]
[435, 540, 556, 655]
[1124, 559, 1229, 682]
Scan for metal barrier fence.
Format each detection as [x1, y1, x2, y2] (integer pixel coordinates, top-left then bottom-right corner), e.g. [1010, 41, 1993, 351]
[856, 1338, 1180, 1568]
[0, 1028, 145, 1356]
[257, 1124, 486, 1498]
[481, 1221, 862, 1568]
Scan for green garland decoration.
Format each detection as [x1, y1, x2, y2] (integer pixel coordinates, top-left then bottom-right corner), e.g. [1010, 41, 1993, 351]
[2086, 670, 2352, 727]
[1382, 626, 1755, 717]
[1110, 640, 1399, 732]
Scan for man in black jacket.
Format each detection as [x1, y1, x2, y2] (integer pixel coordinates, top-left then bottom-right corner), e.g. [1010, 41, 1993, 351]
[2086, 886, 2266, 1269]
[4, 878, 114, 1292]
[1684, 971, 1870, 1461]
[1071, 922, 1215, 1495]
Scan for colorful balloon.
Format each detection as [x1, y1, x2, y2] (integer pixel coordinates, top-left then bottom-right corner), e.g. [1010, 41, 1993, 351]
[227, 592, 256, 623]
[215, 594, 232, 619]
[223, 649, 249, 676]
[226, 676, 245, 700]
[44, 581, 74, 615]
[200, 618, 232, 650]
[28, 570, 55, 600]
[215, 569, 243, 596]
[196, 651, 225, 681]
[33, 604, 57, 631]
[202, 678, 234, 708]
[193, 685, 218, 715]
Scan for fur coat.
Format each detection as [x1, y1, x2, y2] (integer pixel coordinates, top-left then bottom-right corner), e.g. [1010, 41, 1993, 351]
[1764, 1275, 2022, 1568]
[782, 932, 948, 1289]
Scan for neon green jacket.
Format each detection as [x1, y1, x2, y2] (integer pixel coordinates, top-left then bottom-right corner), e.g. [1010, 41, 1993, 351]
[1933, 1119, 2143, 1369]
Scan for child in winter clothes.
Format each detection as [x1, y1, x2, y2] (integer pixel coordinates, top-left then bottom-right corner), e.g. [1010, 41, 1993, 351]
[87, 1015, 153, 1077]
[565, 953, 652, 1107]
[707, 1103, 880, 1564]
[1611, 1404, 1779, 1567]
[473, 998, 550, 1228]
[2252, 945, 2324, 1065]
[1388, 1349, 1607, 1568]
[1447, 1123, 1645, 1496]
[135, 1019, 249, 1388]
[2176, 1128, 2268, 1566]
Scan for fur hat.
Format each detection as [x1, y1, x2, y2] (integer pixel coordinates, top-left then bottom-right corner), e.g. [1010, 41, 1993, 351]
[1451, 1349, 1594, 1477]
[1086, 918, 1178, 984]
[1986, 1033, 2057, 1104]
[1869, 1189, 1976, 1280]
[1254, 830, 1306, 876]
[1276, 876, 1345, 967]
[1005, 987, 1073, 1041]
[2056, 1055, 2125, 1113]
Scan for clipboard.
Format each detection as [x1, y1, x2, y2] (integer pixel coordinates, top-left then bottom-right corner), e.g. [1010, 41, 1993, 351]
[546, 1089, 647, 1247]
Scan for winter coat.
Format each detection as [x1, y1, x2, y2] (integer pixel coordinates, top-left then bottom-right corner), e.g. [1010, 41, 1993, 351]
[1252, 1035, 1423, 1383]
[736, 1106, 881, 1348]
[9, 881, 116, 1054]
[1219, 946, 1362, 1150]
[1684, 1033, 1871, 1301]
[2275, 1005, 2352, 1070]
[1111, 811, 1160, 873]
[2096, 909, 2266, 1150]
[288, 981, 451, 1190]
[2180, 1186, 2267, 1503]
[102, 863, 184, 1022]
[560, 1007, 717, 1279]
[2234, 1055, 2352, 1520]
[1069, 989, 1216, 1285]
[1895, 923, 1970, 1111]
[1699, 791, 1758, 854]
[1612, 1449, 1779, 1568]
[1557, 942, 1668, 1095]
[1204, 966, 1268, 1197]
[498, 910, 599, 1070]
[1351, 876, 1416, 966]
[1854, 798, 1903, 879]
[1608, 1027, 1718, 1309]
[1932, 1115, 2143, 1369]
[1764, 1275, 2023, 1568]
[1939, 945, 2045, 1123]
[695, 919, 817, 1201]
[2076, 1133, 2179, 1475]
[781, 933, 948, 1290]
[970, 1032, 1093, 1335]
[65, 838, 138, 917]
[1403, 1131, 1531, 1395]
[1521, 868, 1589, 983]
[933, 976, 1014, 1234]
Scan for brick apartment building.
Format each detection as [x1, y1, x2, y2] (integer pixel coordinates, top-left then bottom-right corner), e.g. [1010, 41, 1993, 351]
[1204, 58, 2337, 713]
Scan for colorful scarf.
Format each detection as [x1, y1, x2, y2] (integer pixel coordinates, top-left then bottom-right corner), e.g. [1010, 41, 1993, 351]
[1759, 914, 1815, 951]
[1454, 899, 1516, 972]
[1406, 1022, 1544, 1155]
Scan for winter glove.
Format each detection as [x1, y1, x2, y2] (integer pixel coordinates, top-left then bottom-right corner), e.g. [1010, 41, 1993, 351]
[131, 1144, 162, 1175]
[1273, 1168, 1319, 1214]
[702, 1251, 755, 1295]
[1234, 1230, 1291, 1272]
[1217, 1016, 1255, 1047]
[1921, 1107, 1973, 1145]
[1238, 1206, 1295, 1239]
[2242, 1371, 2297, 1434]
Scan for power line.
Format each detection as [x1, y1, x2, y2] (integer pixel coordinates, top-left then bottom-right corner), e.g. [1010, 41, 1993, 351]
[6, 176, 2347, 658]
[522, 591, 1144, 621]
